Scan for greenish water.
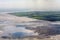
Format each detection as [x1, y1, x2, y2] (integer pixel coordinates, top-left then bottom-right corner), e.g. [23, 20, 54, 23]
[0, 38, 52, 40]
[9, 11, 60, 21]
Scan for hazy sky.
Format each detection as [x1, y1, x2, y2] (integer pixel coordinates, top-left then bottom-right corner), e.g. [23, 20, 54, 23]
[0, 0, 60, 11]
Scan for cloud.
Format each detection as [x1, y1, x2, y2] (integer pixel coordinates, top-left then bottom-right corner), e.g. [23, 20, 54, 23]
[0, 0, 60, 11]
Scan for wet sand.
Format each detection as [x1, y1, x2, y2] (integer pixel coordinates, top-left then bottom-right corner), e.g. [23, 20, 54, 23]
[0, 38, 55, 40]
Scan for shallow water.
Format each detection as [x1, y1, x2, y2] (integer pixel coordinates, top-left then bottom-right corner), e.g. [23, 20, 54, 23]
[0, 37, 54, 40]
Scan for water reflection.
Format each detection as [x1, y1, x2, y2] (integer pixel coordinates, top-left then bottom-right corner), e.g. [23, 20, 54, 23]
[0, 20, 38, 39]
[1, 20, 60, 40]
